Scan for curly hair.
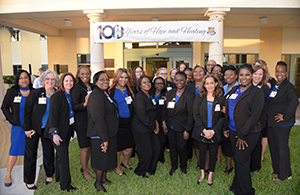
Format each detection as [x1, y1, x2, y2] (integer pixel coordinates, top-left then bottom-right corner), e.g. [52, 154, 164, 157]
[39, 69, 59, 87]
[199, 74, 223, 98]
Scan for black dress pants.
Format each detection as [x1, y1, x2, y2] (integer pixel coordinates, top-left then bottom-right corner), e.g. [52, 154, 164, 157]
[198, 141, 218, 172]
[268, 126, 292, 180]
[132, 131, 160, 176]
[250, 131, 262, 172]
[52, 127, 72, 190]
[24, 129, 54, 184]
[158, 125, 167, 163]
[168, 129, 188, 171]
[230, 130, 259, 195]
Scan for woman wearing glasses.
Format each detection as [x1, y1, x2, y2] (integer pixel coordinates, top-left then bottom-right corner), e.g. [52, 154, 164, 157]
[22, 70, 59, 189]
[192, 74, 225, 186]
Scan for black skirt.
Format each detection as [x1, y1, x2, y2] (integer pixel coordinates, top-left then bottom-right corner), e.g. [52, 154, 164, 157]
[75, 120, 91, 148]
[117, 117, 135, 151]
[91, 136, 117, 171]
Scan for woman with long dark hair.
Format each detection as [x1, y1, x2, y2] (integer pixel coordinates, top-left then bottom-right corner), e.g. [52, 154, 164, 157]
[108, 68, 135, 175]
[131, 66, 145, 95]
[1, 70, 32, 187]
[193, 74, 224, 185]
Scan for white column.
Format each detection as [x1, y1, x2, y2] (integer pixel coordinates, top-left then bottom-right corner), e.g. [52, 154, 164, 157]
[0, 44, 5, 120]
[206, 8, 229, 66]
[84, 10, 107, 79]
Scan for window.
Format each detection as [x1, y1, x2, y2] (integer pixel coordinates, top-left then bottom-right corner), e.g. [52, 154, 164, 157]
[77, 54, 90, 67]
[204, 53, 258, 69]
[11, 29, 20, 42]
[41, 64, 48, 70]
[54, 64, 68, 75]
[127, 61, 140, 73]
[13, 64, 22, 75]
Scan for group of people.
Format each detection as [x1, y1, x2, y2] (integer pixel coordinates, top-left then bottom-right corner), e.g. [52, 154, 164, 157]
[1, 59, 298, 194]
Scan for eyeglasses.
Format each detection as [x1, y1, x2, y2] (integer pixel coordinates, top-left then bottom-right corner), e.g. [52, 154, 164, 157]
[98, 78, 110, 82]
[207, 64, 214, 66]
[213, 70, 222, 73]
[45, 78, 56, 81]
[155, 83, 164, 85]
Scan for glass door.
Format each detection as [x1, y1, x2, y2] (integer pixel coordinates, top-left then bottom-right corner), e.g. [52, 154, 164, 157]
[291, 55, 300, 98]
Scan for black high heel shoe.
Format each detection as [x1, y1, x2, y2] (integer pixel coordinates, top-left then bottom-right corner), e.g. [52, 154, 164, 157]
[121, 162, 133, 170]
[224, 166, 233, 174]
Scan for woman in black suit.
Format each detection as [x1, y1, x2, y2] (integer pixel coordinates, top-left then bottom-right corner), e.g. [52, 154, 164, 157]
[71, 66, 94, 180]
[132, 75, 160, 177]
[186, 65, 206, 169]
[87, 71, 119, 192]
[267, 61, 298, 181]
[22, 70, 59, 189]
[250, 64, 270, 173]
[1, 70, 32, 187]
[192, 74, 225, 186]
[225, 64, 264, 195]
[162, 71, 194, 175]
[47, 73, 77, 192]
[108, 68, 135, 175]
[150, 76, 167, 164]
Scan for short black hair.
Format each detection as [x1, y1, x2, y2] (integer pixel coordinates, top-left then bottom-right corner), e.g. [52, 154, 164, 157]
[239, 63, 253, 74]
[184, 67, 193, 72]
[276, 61, 287, 70]
[175, 71, 187, 79]
[93, 70, 107, 84]
[153, 76, 165, 86]
[14, 70, 33, 90]
[136, 75, 152, 92]
[224, 65, 237, 75]
[212, 64, 223, 74]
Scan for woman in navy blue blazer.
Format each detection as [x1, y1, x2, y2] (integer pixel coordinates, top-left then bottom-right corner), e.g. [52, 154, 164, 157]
[192, 74, 225, 186]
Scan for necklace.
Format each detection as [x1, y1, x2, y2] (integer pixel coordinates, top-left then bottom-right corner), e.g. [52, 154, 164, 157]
[176, 90, 183, 96]
[46, 91, 55, 97]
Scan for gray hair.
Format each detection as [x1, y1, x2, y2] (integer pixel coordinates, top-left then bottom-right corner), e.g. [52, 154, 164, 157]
[157, 67, 167, 75]
[39, 69, 59, 87]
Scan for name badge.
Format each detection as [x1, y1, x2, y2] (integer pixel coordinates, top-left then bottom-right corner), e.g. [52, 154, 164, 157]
[167, 101, 175, 109]
[125, 96, 133, 104]
[69, 117, 75, 125]
[269, 91, 277, 98]
[215, 104, 221, 111]
[229, 94, 238, 99]
[38, 97, 47, 104]
[152, 98, 157, 105]
[167, 87, 172, 91]
[159, 99, 164, 105]
[13, 96, 21, 103]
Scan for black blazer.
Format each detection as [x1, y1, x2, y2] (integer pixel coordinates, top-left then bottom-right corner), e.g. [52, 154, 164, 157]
[86, 86, 119, 142]
[192, 95, 225, 143]
[267, 78, 299, 127]
[46, 91, 74, 141]
[1, 86, 24, 126]
[23, 88, 52, 135]
[166, 81, 176, 91]
[132, 91, 157, 134]
[109, 86, 134, 118]
[258, 84, 270, 129]
[186, 82, 199, 97]
[71, 80, 93, 122]
[162, 87, 194, 132]
[225, 85, 264, 140]
[150, 89, 167, 125]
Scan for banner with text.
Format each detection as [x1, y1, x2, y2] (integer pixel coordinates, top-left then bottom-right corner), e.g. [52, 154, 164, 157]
[94, 21, 218, 43]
